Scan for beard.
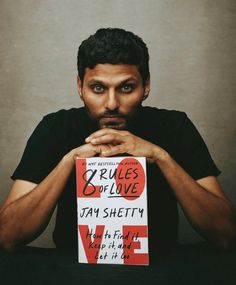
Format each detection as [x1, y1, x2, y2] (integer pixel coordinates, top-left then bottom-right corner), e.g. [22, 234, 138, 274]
[85, 105, 142, 130]
[98, 110, 128, 130]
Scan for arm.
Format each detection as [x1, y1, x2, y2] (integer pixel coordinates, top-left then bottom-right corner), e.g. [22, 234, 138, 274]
[86, 128, 236, 249]
[0, 143, 109, 252]
[156, 154, 236, 249]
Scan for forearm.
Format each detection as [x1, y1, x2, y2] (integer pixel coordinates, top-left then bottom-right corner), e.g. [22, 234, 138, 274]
[155, 150, 236, 248]
[0, 154, 74, 251]
[86, 128, 236, 248]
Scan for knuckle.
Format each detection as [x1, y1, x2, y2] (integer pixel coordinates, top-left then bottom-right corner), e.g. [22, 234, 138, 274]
[116, 145, 123, 153]
[128, 135, 135, 144]
[96, 145, 102, 153]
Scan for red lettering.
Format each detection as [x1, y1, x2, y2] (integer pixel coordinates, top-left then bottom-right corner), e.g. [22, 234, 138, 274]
[123, 225, 149, 265]
[115, 158, 145, 200]
[76, 159, 100, 198]
[78, 225, 105, 263]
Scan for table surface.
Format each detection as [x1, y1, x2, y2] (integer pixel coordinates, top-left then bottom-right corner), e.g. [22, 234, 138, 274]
[1, 243, 236, 285]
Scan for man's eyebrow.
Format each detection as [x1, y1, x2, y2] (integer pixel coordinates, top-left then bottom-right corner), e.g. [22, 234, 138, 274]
[87, 79, 104, 85]
[87, 77, 138, 85]
[118, 77, 138, 85]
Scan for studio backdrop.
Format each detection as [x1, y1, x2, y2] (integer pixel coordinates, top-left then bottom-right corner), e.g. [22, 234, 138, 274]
[0, 0, 235, 247]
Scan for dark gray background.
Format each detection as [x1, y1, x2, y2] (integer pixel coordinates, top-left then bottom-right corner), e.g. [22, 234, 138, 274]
[0, 0, 235, 248]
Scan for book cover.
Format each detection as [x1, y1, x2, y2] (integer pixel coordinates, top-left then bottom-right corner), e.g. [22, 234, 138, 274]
[76, 156, 149, 265]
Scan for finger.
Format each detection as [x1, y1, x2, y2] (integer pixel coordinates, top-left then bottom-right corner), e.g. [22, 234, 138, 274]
[89, 133, 125, 145]
[86, 128, 128, 142]
[97, 144, 112, 154]
[100, 145, 125, 157]
[94, 143, 114, 154]
[73, 143, 97, 159]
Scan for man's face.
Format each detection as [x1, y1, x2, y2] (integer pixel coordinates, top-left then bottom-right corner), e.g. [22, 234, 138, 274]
[77, 64, 150, 130]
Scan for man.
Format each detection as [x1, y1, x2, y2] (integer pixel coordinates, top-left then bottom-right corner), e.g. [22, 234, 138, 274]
[0, 28, 235, 256]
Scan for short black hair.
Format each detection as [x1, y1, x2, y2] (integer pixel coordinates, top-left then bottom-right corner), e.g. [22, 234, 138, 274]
[77, 28, 150, 84]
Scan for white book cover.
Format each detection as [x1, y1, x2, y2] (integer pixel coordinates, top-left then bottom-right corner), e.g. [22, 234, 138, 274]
[76, 157, 149, 265]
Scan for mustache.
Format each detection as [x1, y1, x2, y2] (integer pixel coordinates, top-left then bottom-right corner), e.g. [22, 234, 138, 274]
[98, 110, 126, 119]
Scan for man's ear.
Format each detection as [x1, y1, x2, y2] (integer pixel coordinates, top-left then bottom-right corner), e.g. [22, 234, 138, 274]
[77, 76, 83, 101]
[143, 78, 150, 101]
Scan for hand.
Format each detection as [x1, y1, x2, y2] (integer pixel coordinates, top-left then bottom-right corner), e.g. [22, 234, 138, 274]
[85, 128, 166, 163]
[66, 142, 114, 164]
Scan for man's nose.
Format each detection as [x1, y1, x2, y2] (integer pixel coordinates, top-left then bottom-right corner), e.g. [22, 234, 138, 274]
[105, 89, 119, 111]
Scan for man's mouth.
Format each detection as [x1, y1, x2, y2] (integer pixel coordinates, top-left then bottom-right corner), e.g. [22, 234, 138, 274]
[100, 113, 124, 118]
[99, 116, 126, 129]
[100, 116, 125, 123]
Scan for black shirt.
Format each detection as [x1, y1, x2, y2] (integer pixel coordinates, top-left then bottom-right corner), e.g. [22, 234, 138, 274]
[11, 106, 220, 256]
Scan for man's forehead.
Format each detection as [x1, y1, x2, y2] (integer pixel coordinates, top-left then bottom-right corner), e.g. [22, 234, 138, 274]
[83, 64, 142, 84]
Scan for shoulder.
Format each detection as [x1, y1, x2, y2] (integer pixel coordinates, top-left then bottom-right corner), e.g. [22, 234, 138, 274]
[142, 106, 186, 119]
[38, 107, 87, 133]
[42, 107, 85, 125]
[141, 106, 188, 131]
[28, 107, 86, 143]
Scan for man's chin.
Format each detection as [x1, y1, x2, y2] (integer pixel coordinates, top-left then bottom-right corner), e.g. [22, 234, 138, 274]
[99, 122, 127, 130]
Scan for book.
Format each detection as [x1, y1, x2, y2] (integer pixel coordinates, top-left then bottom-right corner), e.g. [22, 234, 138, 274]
[76, 156, 149, 265]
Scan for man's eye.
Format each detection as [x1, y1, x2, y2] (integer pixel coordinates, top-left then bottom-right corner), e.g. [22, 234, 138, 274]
[92, 85, 105, 93]
[120, 84, 134, 93]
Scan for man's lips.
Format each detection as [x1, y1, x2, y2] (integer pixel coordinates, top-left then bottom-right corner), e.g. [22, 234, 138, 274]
[100, 114, 125, 119]
[96, 114, 128, 129]
[100, 116, 125, 121]
[100, 114, 124, 118]
[99, 116, 126, 128]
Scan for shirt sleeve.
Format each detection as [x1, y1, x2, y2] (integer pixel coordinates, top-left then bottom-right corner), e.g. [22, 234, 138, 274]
[11, 114, 65, 184]
[173, 113, 221, 180]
